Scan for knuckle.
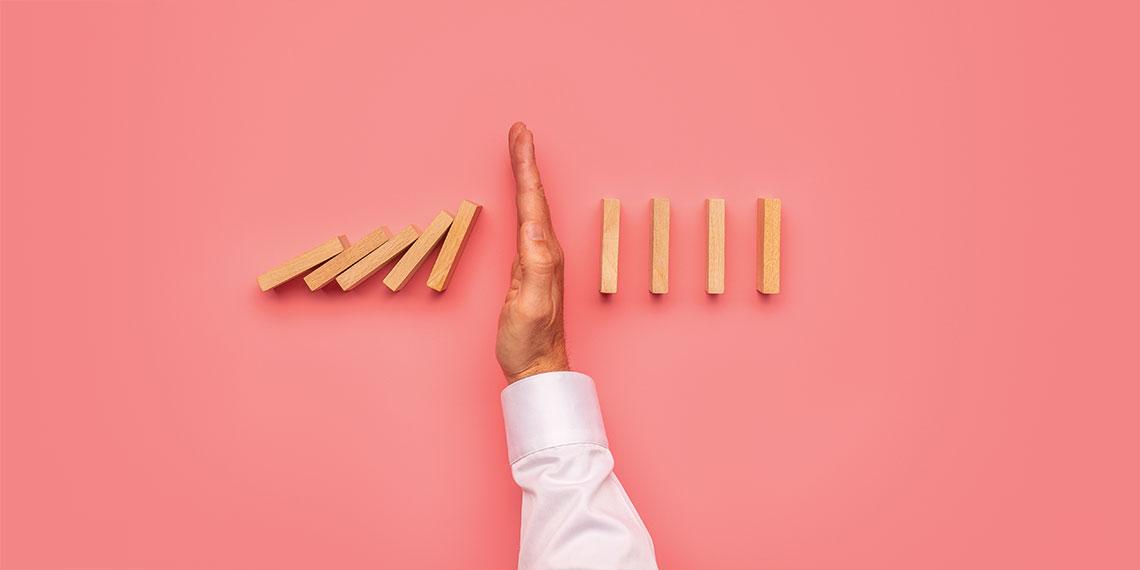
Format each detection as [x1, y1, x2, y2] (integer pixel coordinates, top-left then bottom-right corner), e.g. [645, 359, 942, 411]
[525, 255, 558, 274]
[517, 301, 552, 323]
[522, 245, 559, 272]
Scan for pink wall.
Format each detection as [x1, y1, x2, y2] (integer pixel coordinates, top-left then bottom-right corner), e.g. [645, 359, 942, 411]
[2, 1, 1137, 568]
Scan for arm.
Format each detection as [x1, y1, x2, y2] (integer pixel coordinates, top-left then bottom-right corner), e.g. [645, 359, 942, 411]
[503, 371, 657, 570]
[496, 123, 658, 570]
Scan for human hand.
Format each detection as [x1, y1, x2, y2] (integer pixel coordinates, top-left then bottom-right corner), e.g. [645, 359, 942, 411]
[495, 123, 569, 383]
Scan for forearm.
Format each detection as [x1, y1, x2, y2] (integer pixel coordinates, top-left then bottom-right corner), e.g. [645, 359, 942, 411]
[502, 372, 657, 570]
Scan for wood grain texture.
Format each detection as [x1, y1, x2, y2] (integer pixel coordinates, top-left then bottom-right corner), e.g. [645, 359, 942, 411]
[651, 197, 670, 294]
[383, 210, 454, 292]
[600, 198, 620, 294]
[335, 225, 420, 291]
[257, 235, 350, 292]
[304, 226, 392, 290]
[757, 197, 782, 294]
[706, 198, 725, 294]
[426, 200, 482, 292]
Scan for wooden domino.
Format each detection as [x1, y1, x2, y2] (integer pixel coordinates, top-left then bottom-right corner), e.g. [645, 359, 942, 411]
[257, 235, 350, 292]
[706, 198, 725, 294]
[304, 226, 392, 291]
[383, 210, 454, 292]
[757, 198, 781, 294]
[427, 200, 483, 292]
[600, 198, 620, 294]
[335, 225, 420, 291]
[650, 197, 670, 294]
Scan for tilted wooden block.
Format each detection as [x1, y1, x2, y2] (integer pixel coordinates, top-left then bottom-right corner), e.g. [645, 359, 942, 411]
[650, 197, 670, 294]
[335, 225, 420, 291]
[257, 235, 350, 292]
[600, 198, 620, 294]
[427, 200, 483, 292]
[757, 198, 781, 294]
[304, 226, 392, 291]
[706, 198, 725, 294]
[383, 210, 454, 292]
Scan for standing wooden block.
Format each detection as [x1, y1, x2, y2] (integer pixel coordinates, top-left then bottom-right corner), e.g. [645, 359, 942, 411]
[304, 226, 392, 291]
[257, 235, 350, 292]
[427, 200, 483, 292]
[336, 225, 420, 291]
[650, 197, 670, 294]
[600, 198, 620, 294]
[383, 210, 454, 292]
[757, 198, 782, 294]
[706, 198, 725, 294]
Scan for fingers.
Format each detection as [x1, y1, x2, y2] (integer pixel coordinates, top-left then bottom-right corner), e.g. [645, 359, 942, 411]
[508, 122, 554, 236]
[508, 123, 563, 304]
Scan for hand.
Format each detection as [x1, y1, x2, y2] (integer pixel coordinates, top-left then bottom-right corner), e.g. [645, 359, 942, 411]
[496, 123, 569, 383]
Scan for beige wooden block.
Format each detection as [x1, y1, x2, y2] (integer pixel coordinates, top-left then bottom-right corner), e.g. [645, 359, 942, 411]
[650, 197, 670, 294]
[600, 198, 620, 294]
[427, 200, 483, 292]
[757, 198, 782, 294]
[257, 235, 350, 292]
[335, 225, 420, 291]
[383, 210, 454, 292]
[304, 226, 392, 291]
[707, 198, 725, 294]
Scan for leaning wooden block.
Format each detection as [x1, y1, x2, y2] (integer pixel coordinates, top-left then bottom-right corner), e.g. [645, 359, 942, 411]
[383, 210, 454, 292]
[600, 198, 620, 294]
[427, 200, 483, 292]
[650, 197, 670, 294]
[335, 225, 420, 291]
[757, 198, 781, 294]
[304, 226, 392, 291]
[257, 235, 350, 292]
[706, 198, 725, 294]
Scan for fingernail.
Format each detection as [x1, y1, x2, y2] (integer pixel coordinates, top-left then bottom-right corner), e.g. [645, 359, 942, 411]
[524, 222, 545, 241]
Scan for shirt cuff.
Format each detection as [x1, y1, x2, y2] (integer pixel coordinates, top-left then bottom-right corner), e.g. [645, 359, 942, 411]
[500, 371, 609, 464]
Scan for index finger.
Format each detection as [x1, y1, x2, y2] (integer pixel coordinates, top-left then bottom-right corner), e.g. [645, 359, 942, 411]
[508, 122, 553, 233]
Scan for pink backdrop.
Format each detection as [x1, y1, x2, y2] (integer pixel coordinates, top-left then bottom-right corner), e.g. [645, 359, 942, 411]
[3, 1, 1138, 568]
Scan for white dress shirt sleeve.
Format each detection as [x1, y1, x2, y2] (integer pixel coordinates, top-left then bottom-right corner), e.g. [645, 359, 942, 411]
[501, 371, 658, 570]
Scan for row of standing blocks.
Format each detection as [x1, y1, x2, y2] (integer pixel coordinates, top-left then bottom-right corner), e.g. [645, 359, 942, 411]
[602, 197, 781, 295]
[256, 199, 483, 293]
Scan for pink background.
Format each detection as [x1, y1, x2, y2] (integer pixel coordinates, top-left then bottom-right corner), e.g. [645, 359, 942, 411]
[3, 1, 1138, 568]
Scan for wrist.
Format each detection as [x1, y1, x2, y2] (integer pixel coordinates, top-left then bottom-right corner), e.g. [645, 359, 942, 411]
[505, 352, 569, 384]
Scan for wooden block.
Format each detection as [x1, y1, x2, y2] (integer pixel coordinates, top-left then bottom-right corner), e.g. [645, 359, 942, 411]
[257, 235, 350, 292]
[335, 225, 420, 291]
[757, 198, 781, 294]
[383, 210, 454, 292]
[304, 226, 392, 291]
[600, 198, 620, 294]
[706, 198, 725, 294]
[650, 197, 670, 294]
[426, 200, 483, 292]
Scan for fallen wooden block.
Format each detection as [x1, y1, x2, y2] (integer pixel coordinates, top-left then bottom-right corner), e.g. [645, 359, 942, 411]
[335, 225, 420, 291]
[600, 198, 620, 294]
[257, 235, 350, 292]
[427, 200, 483, 292]
[650, 197, 670, 294]
[757, 198, 781, 294]
[383, 210, 454, 292]
[304, 226, 392, 291]
[706, 198, 725, 294]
